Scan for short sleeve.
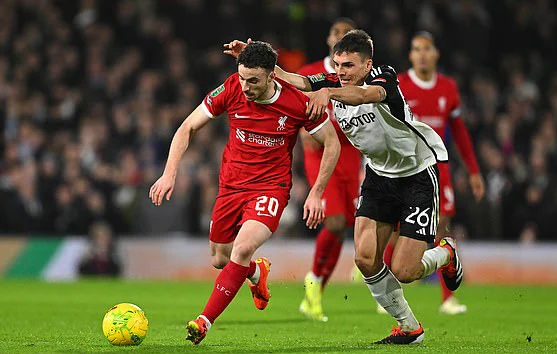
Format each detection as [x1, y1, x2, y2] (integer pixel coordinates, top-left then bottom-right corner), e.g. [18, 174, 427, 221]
[308, 73, 341, 91]
[367, 72, 399, 102]
[202, 78, 231, 118]
[367, 71, 405, 120]
[303, 111, 330, 135]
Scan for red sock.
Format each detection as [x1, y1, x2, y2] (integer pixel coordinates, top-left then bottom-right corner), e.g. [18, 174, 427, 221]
[383, 239, 395, 268]
[321, 236, 342, 287]
[312, 228, 341, 278]
[201, 261, 249, 323]
[247, 260, 256, 279]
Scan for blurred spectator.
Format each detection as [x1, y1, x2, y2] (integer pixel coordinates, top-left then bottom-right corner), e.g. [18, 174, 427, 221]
[0, 0, 555, 241]
[78, 221, 121, 277]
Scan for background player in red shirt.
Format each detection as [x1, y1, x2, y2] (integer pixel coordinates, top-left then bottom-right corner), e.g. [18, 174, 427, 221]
[149, 41, 340, 345]
[296, 18, 362, 322]
[380, 31, 485, 315]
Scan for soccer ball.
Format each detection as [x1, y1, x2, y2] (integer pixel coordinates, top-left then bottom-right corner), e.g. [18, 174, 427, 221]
[102, 303, 149, 346]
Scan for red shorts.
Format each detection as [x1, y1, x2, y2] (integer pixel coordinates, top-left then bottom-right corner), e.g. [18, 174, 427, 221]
[304, 143, 361, 227]
[437, 162, 455, 216]
[209, 188, 290, 244]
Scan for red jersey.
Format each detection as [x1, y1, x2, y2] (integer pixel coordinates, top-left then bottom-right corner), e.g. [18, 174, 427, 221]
[398, 69, 461, 138]
[297, 57, 352, 146]
[202, 74, 329, 191]
[297, 56, 336, 77]
[398, 69, 479, 174]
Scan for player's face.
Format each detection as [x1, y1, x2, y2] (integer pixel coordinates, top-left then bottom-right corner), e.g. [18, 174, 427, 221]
[409, 36, 439, 73]
[238, 65, 275, 101]
[327, 22, 355, 53]
[333, 52, 372, 86]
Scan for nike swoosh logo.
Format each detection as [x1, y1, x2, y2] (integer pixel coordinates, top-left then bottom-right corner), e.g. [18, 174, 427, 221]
[256, 212, 272, 217]
[235, 113, 252, 119]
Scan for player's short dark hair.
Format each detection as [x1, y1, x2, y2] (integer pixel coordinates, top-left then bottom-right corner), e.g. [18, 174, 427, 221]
[412, 31, 437, 47]
[237, 41, 277, 73]
[333, 29, 374, 59]
[333, 17, 357, 29]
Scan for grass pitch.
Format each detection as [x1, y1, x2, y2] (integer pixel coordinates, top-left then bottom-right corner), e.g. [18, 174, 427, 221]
[0, 279, 555, 353]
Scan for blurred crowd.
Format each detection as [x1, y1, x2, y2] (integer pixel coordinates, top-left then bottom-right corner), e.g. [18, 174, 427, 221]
[0, 0, 556, 242]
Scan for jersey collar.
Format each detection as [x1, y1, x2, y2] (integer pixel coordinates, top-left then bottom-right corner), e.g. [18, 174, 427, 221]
[255, 80, 282, 104]
[323, 56, 335, 74]
[408, 68, 437, 90]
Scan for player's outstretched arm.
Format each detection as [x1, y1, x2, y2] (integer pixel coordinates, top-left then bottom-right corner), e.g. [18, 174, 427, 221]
[223, 38, 312, 91]
[149, 104, 211, 206]
[304, 85, 386, 119]
[448, 118, 485, 201]
[306, 65, 395, 118]
[322, 85, 386, 105]
[274, 66, 312, 91]
[303, 120, 340, 229]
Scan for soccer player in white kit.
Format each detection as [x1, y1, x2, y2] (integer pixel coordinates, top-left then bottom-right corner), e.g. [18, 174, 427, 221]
[225, 30, 464, 344]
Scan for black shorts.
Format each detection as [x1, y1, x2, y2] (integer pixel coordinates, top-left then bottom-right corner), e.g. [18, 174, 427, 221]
[356, 164, 440, 243]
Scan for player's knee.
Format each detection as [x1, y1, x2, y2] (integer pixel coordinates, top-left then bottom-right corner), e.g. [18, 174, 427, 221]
[230, 243, 256, 263]
[391, 264, 419, 283]
[211, 255, 229, 269]
[355, 253, 380, 277]
[324, 215, 346, 235]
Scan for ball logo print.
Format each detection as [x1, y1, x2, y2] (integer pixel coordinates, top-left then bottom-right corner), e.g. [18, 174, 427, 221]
[102, 303, 149, 346]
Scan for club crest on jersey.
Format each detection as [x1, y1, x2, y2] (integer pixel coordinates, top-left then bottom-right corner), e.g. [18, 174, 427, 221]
[438, 96, 446, 112]
[335, 101, 346, 110]
[277, 116, 288, 131]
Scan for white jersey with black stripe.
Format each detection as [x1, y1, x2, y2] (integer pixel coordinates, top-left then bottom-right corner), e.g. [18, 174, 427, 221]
[332, 84, 448, 178]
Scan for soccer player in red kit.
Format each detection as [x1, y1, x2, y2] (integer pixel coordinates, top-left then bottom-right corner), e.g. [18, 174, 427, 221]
[296, 18, 362, 322]
[380, 31, 485, 315]
[149, 41, 340, 344]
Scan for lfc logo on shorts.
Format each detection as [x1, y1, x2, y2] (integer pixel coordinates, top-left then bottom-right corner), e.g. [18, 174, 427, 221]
[277, 116, 288, 131]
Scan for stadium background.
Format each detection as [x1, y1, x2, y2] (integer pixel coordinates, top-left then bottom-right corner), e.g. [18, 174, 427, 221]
[0, 0, 556, 282]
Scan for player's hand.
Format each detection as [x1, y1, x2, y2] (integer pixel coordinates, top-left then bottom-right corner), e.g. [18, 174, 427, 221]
[223, 38, 252, 58]
[149, 174, 176, 206]
[469, 173, 485, 202]
[303, 190, 325, 229]
[305, 89, 329, 121]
